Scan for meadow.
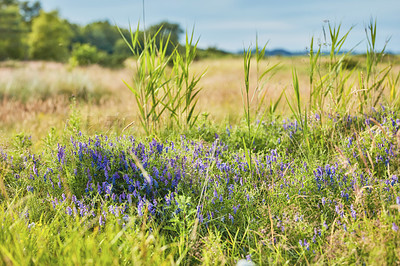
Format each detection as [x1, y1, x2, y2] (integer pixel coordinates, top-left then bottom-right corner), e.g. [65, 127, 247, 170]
[1, 22, 400, 265]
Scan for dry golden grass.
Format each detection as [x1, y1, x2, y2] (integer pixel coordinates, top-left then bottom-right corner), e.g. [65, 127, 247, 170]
[0, 55, 398, 144]
[0, 61, 134, 141]
[192, 57, 309, 121]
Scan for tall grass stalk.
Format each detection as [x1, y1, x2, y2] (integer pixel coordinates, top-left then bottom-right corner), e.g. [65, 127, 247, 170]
[365, 18, 388, 83]
[119, 23, 172, 134]
[285, 68, 310, 153]
[0, 161, 9, 200]
[170, 28, 205, 130]
[310, 20, 393, 115]
[309, 36, 321, 107]
[309, 22, 355, 114]
[242, 46, 252, 148]
[241, 41, 279, 172]
[388, 71, 400, 107]
[305, 19, 399, 122]
[119, 23, 204, 134]
[255, 37, 281, 117]
[358, 18, 391, 112]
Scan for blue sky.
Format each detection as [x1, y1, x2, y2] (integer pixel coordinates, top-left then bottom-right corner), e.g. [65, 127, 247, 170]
[34, 0, 399, 53]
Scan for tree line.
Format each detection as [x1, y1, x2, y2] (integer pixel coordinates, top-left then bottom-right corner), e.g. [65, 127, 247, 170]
[0, 0, 183, 67]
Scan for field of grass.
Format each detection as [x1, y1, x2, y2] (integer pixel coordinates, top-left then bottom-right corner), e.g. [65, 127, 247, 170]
[1, 24, 400, 264]
[0, 56, 296, 142]
[3, 55, 398, 138]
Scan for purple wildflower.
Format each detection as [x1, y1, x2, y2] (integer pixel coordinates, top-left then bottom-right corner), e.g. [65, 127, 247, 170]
[233, 204, 240, 214]
[304, 239, 309, 250]
[137, 200, 145, 217]
[323, 221, 328, 230]
[350, 204, 357, 220]
[28, 222, 35, 229]
[66, 206, 72, 216]
[393, 223, 399, 232]
[246, 254, 251, 261]
[228, 213, 234, 224]
[99, 215, 105, 226]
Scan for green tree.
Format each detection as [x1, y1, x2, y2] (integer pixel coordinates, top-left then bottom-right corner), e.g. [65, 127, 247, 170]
[0, 0, 41, 24]
[28, 10, 72, 61]
[0, 4, 26, 60]
[82, 20, 121, 54]
[0, 0, 17, 6]
[68, 22, 85, 46]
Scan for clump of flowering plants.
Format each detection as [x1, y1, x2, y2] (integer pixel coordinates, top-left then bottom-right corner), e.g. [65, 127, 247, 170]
[1, 105, 400, 264]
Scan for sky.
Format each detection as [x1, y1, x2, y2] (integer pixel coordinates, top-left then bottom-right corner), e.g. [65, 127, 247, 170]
[33, 0, 400, 53]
